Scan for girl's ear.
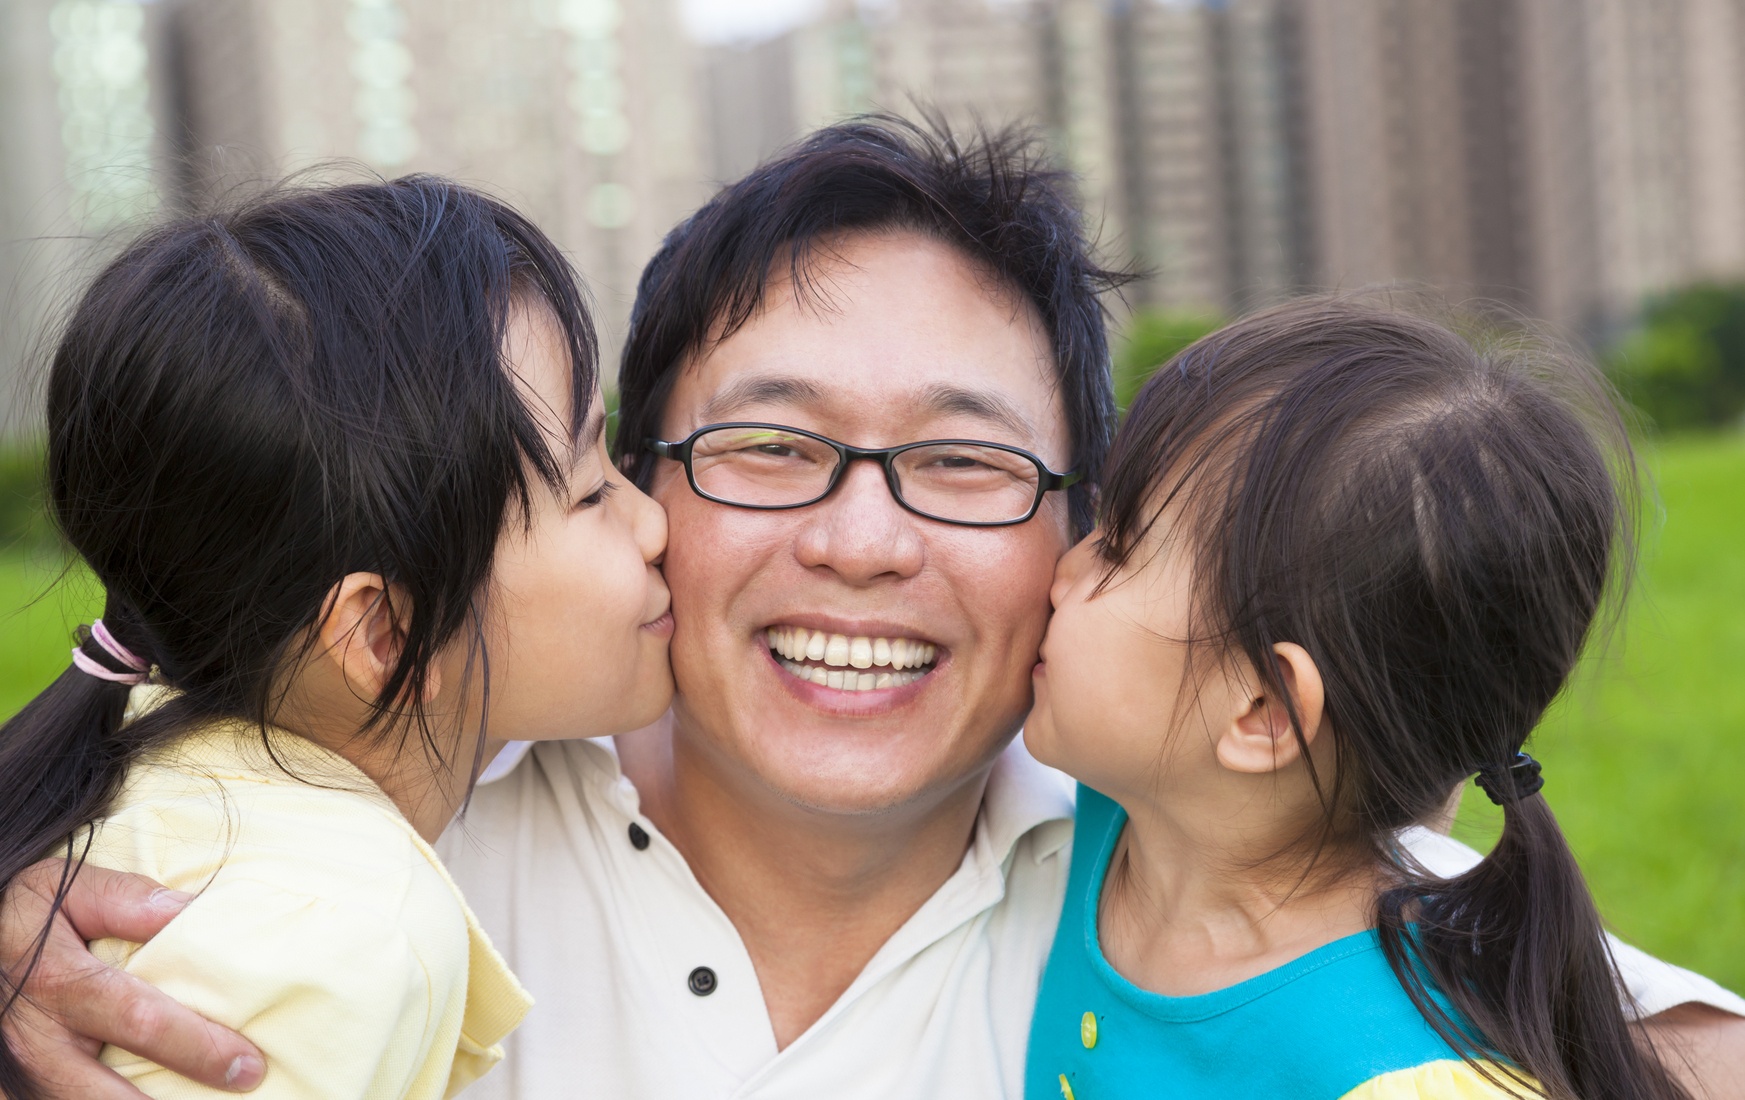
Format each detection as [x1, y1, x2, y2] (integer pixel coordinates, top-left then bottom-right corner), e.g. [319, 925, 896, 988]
[1215, 642, 1326, 775]
[317, 573, 440, 703]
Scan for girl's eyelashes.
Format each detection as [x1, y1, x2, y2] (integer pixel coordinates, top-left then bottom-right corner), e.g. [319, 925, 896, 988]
[575, 479, 617, 510]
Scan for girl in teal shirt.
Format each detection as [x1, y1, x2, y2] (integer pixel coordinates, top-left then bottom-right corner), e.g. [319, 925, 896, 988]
[1024, 299, 1692, 1100]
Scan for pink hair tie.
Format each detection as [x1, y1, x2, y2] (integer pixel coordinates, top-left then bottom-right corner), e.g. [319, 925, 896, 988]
[71, 619, 152, 685]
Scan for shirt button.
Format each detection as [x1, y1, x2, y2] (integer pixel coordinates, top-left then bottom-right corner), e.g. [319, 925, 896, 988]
[1080, 1011, 1098, 1049]
[628, 823, 651, 850]
[688, 966, 718, 996]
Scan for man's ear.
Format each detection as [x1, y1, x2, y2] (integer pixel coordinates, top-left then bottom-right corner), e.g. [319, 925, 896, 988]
[1215, 642, 1326, 775]
[316, 573, 438, 703]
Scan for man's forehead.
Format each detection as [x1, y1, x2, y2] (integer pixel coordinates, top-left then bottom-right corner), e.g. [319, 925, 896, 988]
[698, 375, 1035, 439]
[660, 230, 1071, 452]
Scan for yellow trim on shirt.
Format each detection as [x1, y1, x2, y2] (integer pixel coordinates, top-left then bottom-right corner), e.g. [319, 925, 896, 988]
[1340, 1059, 1541, 1099]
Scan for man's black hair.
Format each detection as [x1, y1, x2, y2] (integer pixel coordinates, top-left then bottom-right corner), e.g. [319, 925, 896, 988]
[614, 113, 1132, 537]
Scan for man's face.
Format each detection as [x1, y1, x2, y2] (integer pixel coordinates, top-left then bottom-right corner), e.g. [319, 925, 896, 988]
[650, 230, 1075, 815]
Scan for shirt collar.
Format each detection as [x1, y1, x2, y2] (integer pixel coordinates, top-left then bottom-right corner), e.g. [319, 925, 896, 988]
[123, 684, 400, 816]
[980, 731, 1077, 867]
[482, 728, 1076, 869]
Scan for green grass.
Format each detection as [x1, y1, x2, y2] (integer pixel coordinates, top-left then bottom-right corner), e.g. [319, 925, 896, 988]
[0, 548, 101, 716]
[1452, 431, 1745, 994]
[3, 435, 1742, 994]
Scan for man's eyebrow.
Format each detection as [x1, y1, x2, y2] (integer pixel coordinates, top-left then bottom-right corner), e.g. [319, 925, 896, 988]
[918, 383, 1032, 439]
[695, 376, 1034, 438]
[698, 376, 830, 422]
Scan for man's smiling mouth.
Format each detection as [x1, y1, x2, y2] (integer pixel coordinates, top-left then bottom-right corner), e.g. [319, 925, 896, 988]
[764, 626, 939, 692]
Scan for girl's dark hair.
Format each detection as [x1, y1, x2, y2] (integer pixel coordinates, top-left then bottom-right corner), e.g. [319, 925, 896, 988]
[0, 176, 596, 1099]
[614, 112, 1133, 538]
[1099, 295, 1686, 1100]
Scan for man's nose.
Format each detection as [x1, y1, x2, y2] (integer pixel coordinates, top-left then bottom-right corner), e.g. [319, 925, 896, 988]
[792, 457, 925, 583]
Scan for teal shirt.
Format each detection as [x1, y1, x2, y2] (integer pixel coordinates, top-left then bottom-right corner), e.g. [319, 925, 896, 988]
[1026, 785, 1479, 1100]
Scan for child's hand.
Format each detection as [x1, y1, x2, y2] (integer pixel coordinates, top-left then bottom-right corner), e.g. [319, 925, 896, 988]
[0, 859, 265, 1098]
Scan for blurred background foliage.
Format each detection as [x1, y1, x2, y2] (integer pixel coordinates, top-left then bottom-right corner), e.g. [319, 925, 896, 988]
[1112, 308, 1224, 410]
[1116, 283, 1745, 435]
[0, 445, 51, 550]
[1607, 282, 1745, 433]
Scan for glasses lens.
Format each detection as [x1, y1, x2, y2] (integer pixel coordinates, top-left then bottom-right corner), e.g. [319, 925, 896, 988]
[893, 443, 1042, 524]
[689, 426, 839, 507]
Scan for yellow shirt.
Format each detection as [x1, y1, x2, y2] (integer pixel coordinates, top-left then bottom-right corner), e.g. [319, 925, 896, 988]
[84, 692, 532, 1099]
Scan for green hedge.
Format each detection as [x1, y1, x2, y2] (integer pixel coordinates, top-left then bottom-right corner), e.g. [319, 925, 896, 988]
[1607, 282, 1745, 432]
[1112, 308, 1224, 411]
[0, 444, 52, 550]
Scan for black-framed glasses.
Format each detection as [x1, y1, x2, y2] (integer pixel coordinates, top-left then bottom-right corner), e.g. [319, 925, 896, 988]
[646, 422, 1081, 527]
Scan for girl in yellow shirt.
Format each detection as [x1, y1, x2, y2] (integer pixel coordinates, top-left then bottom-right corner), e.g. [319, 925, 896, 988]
[0, 178, 675, 1099]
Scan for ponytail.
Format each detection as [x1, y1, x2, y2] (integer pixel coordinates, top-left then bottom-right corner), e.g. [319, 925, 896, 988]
[1097, 298, 1696, 1100]
[1378, 786, 1690, 1100]
[0, 618, 189, 1100]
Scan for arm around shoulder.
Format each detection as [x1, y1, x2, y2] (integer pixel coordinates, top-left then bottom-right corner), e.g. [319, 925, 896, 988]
[97, 876, 459, 1100]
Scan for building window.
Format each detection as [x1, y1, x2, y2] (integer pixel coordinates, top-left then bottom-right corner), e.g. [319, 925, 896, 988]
[50, 0, 160, 231]
[556, 0, 634, 229]
[348, 0, 418, 168]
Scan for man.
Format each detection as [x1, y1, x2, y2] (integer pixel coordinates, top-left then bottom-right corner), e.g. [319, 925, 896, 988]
[5, 117, 1743, 1098]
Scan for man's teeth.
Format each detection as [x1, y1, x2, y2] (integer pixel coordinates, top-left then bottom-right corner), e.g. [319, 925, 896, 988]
[777, 659, 926, 691]
[765, 627, 938, 689]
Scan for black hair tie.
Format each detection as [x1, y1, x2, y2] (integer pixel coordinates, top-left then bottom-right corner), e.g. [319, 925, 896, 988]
[1475, 753, 1545, 805]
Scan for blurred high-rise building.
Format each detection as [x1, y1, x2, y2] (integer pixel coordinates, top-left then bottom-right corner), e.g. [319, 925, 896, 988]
[0, 0, 710, 432]
[1286, 0, 1745, 332]
[9, 0, 1745, 437]
[2, 0, 165, 432]
[148, 0, 709, 341]
[703, 0, 1745, 338]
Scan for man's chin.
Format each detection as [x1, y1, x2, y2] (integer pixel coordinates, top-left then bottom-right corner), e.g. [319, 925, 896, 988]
[682, 707, 974, 818]
[739, 707, 1023, 820]
[755, 751, 960, 818]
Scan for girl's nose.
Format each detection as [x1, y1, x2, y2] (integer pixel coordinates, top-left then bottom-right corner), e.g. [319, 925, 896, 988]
[622, 478, 668, 566]
[1049, 533, 1097, 610]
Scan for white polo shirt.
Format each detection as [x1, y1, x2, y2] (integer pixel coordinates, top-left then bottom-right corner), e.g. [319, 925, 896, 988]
[440, 738, 1744, 1099]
